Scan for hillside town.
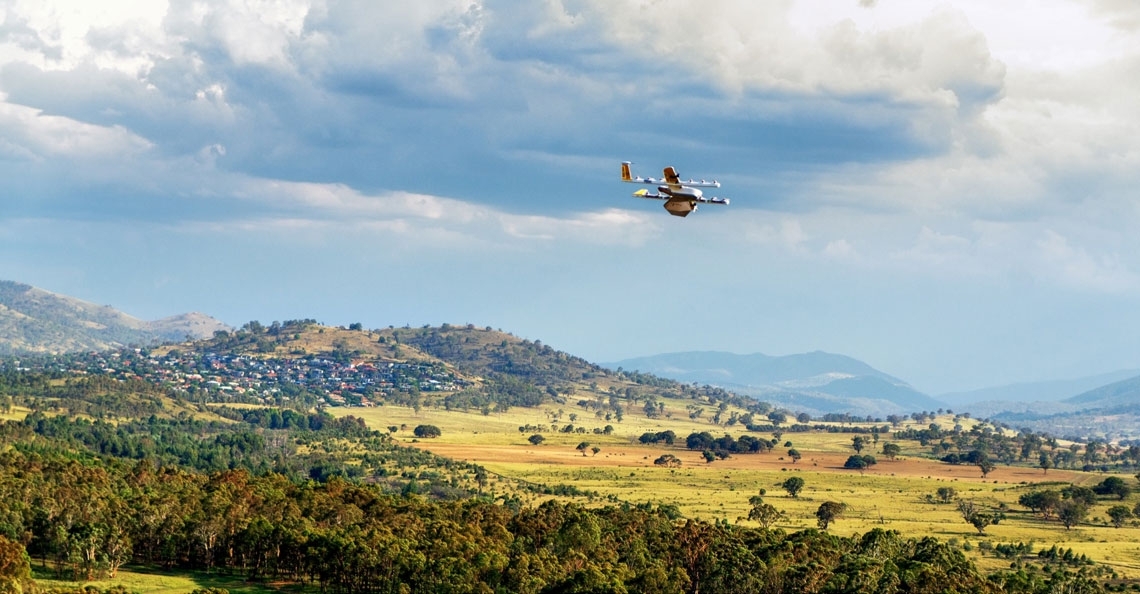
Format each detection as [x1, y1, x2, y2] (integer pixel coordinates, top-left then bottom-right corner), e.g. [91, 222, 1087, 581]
[11, 347, 469, 407]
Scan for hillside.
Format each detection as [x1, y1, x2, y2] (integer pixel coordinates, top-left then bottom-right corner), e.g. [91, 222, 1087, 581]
[990, 374, 1140, 440]
[0, 280, 228, 354]
[604, 350, 942, 415]
[940, 369, 1140, 406]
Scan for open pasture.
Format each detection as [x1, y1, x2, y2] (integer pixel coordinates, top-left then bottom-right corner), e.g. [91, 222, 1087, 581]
[31, 563, 299, 594]
[337, 402, 1140, 577]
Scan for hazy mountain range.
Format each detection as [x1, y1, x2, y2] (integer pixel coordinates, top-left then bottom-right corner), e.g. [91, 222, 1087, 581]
[605, 351, 1140, 439]
[0, 281, 229, 354]
[604, 351, 946, 417]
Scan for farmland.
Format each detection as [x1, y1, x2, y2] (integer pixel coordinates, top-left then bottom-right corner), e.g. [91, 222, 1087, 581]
[336, 401, 1140, 578]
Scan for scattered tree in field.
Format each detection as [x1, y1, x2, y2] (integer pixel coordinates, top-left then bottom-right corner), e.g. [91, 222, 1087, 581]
[702, 450, 716, 464]
[787, 449, 802, 464]
[413, 424, 441, 438]
[844, 455, 877, 474]
[1107, 505, 1132, 528]
[851, 436, 866, 453]
[1039, 452, 1053, 474]
[591, 446, 601, 456]
[654, 454, 682, 468]
[936, 487, 957, 503]
[881, 443, 901, 460]
[576, 442, 590, 456]
[781, 477, 805, 498]
[747, 496, 786, 529]
[977, 454, 996, 478]
[1064, 485, 1098, 506]
[1094, 476, 1132, 500]
[1058, 500, 1088, 530]
[957, 500, 997, 534]
[528, 434, 545, 445]
[816, 501, 847, 530]
[1019, 490, 1061, 519]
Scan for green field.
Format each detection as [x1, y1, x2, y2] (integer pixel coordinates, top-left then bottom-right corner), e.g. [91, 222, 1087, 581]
[334, 400, 1140, 579]
[31, 563, 306, 594]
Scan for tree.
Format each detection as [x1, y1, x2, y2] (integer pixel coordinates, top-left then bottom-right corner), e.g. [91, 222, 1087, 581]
[1095, 476, 1132, 500]
[781, 476, 805, 498]
[1039, 452, 1053, 474]
[936, 486, 957, 503]
[1064, 485, 1098, 506]
[654, 454, 682, 468]
[1058, 500, 1088, 530]
[591, 446, 601, 456]
[576, 442, 590, 456]
[767, 411, 787, 426]
[1107, 505, 1132, 528]
[702, 450, 716, 464]
[816, 501, 846, 529]
[528, 434, 545, 445]
[977, 455, 996, 478]
[787, 449, 802, 464]
[413, 424, 441, 438]
[844, 455, 877, 474]
[1019, 490, 1061, 519]
[747, 498, 786, 529]
[851, 436, 866, 453]
[957, 500, 996, 534]
[881, 443, 901, 460]
[0, 535, 33, 594]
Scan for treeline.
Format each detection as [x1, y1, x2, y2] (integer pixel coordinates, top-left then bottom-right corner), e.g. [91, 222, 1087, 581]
[0, 448, 1109, 594]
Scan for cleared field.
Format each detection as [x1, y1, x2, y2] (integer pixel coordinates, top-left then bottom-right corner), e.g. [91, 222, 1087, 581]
[0, 405, 29, 422]
[336, 402, 1140, 578]
[32, 563, 300, 594]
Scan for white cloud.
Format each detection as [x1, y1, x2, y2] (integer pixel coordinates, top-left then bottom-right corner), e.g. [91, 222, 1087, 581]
[0, 100, 152, 159]
[1036, 229, 1139, 293]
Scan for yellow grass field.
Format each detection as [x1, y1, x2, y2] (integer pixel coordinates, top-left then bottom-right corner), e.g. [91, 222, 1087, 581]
[335, 401, 1140, 578]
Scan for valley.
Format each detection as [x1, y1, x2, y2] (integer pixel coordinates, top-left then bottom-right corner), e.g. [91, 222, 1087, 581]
[1, 312, 1138, 592]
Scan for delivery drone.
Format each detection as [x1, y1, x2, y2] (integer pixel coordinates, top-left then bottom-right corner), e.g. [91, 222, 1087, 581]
[620, 161, 729, 217]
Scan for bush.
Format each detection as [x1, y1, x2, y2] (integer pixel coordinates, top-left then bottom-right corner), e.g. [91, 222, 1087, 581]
[413, 424, 442, 438]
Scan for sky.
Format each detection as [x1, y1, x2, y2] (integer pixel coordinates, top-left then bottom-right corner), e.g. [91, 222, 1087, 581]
[2, 0, 1140, 394]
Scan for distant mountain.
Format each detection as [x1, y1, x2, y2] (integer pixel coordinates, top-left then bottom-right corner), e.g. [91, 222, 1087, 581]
[604, 351, 943, 416]
[986, 373, 1140, 441]
[1065, 374, 1140, 409]
[940, 369, 1140, 406]
[0, 280, 229, 354]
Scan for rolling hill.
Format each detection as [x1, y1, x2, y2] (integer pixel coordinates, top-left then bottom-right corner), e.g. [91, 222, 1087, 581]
[604, 350, 944, 416]
[0, 280, 229, 354]
[989, 373, 1140, 440]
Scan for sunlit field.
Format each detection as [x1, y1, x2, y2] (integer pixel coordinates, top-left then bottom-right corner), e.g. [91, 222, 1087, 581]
[335, 399, 1140, 578]
[31, 563, 303, 594]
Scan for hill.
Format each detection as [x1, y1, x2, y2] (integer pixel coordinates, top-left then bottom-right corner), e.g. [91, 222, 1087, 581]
[940, 369, 1140, 406]
[0, 280, 229, 354]
[990, 374, 1140, 441]
[604, 350, 943, 416]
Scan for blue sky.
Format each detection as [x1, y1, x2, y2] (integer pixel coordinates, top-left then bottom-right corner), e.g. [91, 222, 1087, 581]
[3, 0, 1140, 394]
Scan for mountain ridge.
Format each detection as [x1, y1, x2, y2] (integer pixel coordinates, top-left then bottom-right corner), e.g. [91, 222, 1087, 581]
[604, 350, 943, 416]
[0, 280, 230, 354]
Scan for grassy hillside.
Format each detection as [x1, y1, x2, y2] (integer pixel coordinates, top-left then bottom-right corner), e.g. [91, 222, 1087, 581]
[0, 280, 228, 354]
